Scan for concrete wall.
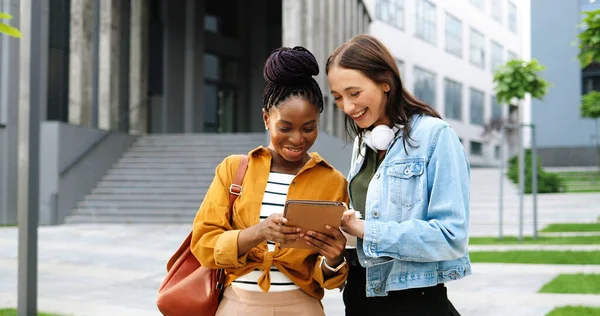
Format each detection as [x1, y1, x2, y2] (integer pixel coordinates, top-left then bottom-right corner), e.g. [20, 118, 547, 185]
[39, 122, 137, 225]
[531, 0, 597, 166]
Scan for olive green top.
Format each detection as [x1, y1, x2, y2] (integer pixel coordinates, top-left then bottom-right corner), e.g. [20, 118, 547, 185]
[349, 147, 382, 219]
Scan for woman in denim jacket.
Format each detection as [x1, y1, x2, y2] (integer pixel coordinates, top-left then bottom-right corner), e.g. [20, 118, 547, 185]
[325, 34, 471, 315]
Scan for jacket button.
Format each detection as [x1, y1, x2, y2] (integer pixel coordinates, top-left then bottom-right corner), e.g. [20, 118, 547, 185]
[374, 287, 380, 293]
[373, 211, 379, 218]
[404, 169, 410, 175]
[375, 173, 380, 179]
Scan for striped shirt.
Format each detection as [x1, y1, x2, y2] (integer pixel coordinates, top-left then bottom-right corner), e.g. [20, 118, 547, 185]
[231, 172, 300, 292]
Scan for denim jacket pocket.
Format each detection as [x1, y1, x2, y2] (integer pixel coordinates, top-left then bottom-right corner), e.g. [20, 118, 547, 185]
[388, 160, 425, 209]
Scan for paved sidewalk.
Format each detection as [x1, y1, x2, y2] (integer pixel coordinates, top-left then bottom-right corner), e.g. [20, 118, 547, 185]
[1, 224, 600, 316]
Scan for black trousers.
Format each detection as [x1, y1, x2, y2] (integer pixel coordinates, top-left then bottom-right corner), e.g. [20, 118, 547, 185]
[343, 253, 451, 316]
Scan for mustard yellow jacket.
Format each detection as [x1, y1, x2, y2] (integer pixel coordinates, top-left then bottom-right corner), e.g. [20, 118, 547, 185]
[191, 146, 349, 299]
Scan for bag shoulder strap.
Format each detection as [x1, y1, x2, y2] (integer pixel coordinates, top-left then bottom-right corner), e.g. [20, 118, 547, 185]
[228, 155, 249, 212]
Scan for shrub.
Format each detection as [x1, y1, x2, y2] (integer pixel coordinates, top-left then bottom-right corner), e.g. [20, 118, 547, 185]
[507, 149, 565, 193]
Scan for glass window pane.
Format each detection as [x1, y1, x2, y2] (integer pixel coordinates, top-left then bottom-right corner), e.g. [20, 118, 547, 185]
[204, 54, 220, 81]
[470, 88, 485, 125]
[414, 66, 437, 107]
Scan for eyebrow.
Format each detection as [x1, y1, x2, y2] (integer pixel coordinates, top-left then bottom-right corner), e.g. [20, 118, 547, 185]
[279, 119, 317, 125]
[330, 86, 361, 94]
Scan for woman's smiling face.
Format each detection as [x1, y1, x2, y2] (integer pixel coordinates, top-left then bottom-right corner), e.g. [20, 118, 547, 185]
[263, 96, 319, 163]
[328, 66, 391, 129]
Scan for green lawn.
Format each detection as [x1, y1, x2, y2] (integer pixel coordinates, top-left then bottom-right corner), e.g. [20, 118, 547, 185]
[541, 223, 600, 233]
[540, 274, 600, 294]
[469, 251, 600, 264]
[470, 236, 600, 244]
[557, 171, 600, 193]
[0, 309, 63, 316]
[546, 306, 600, 316]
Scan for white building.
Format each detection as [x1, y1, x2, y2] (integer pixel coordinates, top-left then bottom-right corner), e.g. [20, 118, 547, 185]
[364, 0, 531, 166]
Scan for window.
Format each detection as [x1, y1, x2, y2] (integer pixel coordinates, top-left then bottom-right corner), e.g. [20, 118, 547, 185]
[396, 59, 405, 80]
[470, 88, 485, 125]
[444, 78, 463, 121]
[415, 0, 436, 45]
[494, 145, 501, 159]
[491, 40, 504, 72]
[445, 13, 462, 57]
[508, 1, 517, 33]
[470, 0, 484, 10]
[491, 0, 502, 23]
[376, 0, 405, 29]
[414, 66, 437, 106]
[508, 50, 518, 61]
[491, 95, 503, 119]
[469, 28, 485, 69]
[470, 141, 483, 156]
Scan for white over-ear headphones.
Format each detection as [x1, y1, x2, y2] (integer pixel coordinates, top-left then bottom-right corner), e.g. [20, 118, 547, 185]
[362, 125, 401, 151]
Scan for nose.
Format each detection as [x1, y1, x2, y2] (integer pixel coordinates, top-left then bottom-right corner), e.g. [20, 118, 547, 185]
[289, 131, 304, 146]
[342, 98, 356, 115]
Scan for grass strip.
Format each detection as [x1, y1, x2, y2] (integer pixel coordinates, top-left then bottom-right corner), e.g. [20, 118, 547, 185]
[470, 236, 600, 244]
[545, 306, 600, 316]
[469, 251, 600, 264]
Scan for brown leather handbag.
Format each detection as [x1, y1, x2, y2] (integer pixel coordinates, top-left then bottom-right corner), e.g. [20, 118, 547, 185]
[156, 155, 249, 316]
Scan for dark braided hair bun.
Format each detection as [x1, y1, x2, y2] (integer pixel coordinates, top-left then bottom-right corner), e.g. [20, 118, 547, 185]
[263, 47, 319, 85]
[263, 46, 324, 113]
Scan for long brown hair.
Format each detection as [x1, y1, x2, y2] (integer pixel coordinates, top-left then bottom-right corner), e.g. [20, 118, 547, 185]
[326, 34, 441, 152]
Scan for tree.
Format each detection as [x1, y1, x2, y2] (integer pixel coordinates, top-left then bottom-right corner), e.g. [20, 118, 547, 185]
[489, 59, 551, 158]
[578, 9, 600, 172]
[0, 11, 21, 38]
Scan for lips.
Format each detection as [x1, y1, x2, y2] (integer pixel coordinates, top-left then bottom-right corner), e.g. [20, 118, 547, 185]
[283, 147, 304, 159]
[351, 108, 368, 121]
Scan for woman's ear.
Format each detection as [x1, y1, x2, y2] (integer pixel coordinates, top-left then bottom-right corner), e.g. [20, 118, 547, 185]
[262, 109, 269, 130]
[382, 83, 391, 93]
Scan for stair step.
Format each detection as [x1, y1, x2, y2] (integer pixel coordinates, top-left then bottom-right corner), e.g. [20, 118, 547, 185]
[77, 200, 200, 208]
[117, 157, 227, 164]
[129, 146, 259, 152]
[96, 181, 210, 188]
[102, 174, 213, 181]
[112, 162, 221, 169]
[82, 194, 204, 202]
[91, 187, 207, 195]
[71, 208, 198, 216]
[105, 168, 216, 175]
[122, 152, 241, 158]
[65, 215, 196, 224]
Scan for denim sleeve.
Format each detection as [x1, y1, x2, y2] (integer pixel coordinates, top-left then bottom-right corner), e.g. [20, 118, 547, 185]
[363, 125, 470, 262]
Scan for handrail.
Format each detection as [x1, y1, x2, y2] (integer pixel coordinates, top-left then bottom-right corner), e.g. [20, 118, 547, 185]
[59, 97, 148, 176]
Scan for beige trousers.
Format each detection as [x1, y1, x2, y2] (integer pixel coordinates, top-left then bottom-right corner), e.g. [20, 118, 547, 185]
[215, 286, 325, 316]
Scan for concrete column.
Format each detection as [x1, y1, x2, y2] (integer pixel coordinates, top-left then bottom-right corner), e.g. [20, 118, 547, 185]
[68, 0, 93, 126]
[98, 0, 121, 130]
[192, 0, 205, 133]
[0, 0, 21, 224]
[129, 0, 148, 134]
[183, 0, 196, 133]
[282, 0, 303, 47]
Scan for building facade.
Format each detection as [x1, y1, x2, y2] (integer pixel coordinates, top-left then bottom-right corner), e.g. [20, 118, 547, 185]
[0, 0, 370, 224]
[531, 0, 600, 166]
[364, 0, 530, 166]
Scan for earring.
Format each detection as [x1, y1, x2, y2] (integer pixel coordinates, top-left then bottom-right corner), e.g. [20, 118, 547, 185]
[265, 126, 269, 130]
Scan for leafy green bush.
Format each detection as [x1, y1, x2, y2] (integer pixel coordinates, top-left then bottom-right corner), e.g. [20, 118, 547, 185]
[507, 149, 565, 193]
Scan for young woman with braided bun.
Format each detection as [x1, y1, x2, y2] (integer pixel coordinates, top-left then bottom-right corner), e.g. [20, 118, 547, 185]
[191, 46, 349, 316]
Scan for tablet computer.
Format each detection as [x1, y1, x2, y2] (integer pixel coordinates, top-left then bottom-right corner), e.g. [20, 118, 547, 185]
[280, 200, 347, 249]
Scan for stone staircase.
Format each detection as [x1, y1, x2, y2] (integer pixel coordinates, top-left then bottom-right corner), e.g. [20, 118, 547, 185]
[65, 133, 265, 224]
